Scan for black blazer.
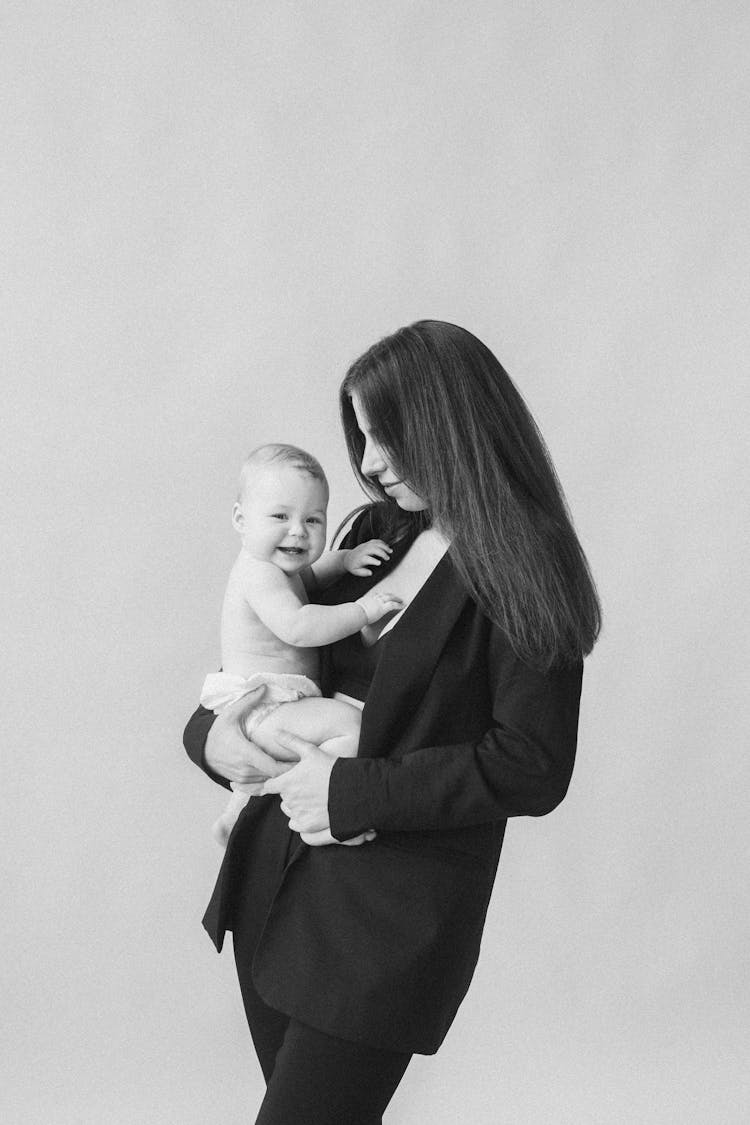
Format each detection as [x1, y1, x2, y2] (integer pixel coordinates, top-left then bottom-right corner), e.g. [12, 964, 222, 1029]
[184, 506, 583, 1054]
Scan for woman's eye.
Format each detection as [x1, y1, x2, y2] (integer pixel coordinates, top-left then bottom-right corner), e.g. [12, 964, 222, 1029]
[270, 513, 286, 520]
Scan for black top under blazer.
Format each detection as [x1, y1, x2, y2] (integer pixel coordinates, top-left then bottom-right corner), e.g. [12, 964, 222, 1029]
[184, 505, 583, 1054]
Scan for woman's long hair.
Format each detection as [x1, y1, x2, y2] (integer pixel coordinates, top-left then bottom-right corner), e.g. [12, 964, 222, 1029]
[339, 320, 601, 670]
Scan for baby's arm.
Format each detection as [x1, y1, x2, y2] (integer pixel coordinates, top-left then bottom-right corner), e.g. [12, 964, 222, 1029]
[244, 560, 402, 647]
[302, 539, 392, 594]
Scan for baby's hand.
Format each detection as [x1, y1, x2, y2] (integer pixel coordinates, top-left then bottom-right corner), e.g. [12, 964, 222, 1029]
[345, 539, 392, 577]
[356, 590, 403, 625]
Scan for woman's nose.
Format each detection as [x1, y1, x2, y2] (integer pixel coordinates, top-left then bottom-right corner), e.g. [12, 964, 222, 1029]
[361, 438, 386, 478]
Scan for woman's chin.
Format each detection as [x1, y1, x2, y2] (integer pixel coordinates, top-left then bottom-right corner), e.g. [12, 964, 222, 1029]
[382, 484, 428, 512]
[394, 496, 429, 512]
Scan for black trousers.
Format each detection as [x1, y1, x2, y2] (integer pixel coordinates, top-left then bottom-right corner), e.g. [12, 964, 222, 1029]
[232, 854, 412, 1125]
[237, 976, 412, 1123]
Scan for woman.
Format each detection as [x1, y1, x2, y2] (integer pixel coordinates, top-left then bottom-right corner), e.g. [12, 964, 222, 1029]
[184, 320, 600, 1124]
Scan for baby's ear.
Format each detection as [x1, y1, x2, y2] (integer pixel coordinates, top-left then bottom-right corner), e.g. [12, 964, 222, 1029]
[231, 503, 244, 533]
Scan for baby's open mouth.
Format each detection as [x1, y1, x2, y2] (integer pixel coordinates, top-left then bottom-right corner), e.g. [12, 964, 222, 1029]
[278, 547, 305, 555]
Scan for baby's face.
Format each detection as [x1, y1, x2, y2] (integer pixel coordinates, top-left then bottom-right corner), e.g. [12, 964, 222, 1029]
[232, 464, 328, 575]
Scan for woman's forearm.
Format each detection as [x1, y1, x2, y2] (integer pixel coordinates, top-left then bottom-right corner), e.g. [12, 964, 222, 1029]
[185, 694, 300, 788]
[328, 659, 583, 839]
[328, 729, 575, 838]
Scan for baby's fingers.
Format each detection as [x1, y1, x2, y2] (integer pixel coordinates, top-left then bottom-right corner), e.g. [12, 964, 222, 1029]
[351, 553, 383, 576]
[358, 540, 392, 560]
[367, 593, 403, 621]
[368, 542, 393, 562]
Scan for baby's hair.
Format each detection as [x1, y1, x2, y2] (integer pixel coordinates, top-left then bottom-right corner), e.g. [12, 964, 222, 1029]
[238, 443, 329, 500]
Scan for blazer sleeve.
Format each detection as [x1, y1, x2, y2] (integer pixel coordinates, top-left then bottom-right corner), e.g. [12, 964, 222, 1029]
[183, 704, 231, 789]
[328, 633, 583, 839]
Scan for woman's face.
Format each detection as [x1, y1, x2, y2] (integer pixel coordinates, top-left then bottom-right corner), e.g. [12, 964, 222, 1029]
[350, 392, 428, 512]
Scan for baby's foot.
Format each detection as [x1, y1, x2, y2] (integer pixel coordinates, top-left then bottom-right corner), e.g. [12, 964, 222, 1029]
[212, 814, 233, 848]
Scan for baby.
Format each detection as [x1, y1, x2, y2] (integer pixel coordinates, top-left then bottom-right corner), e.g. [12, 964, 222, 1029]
[200, 443, 401, 845]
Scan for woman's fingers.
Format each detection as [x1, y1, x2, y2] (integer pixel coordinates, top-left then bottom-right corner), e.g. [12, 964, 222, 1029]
[250, 721, 302, 763]
[261, 771, 285, 796]
[204, 705, 298, 785]
[222, 687, 264, 723]
[204, 712, 262, 784]
[298, 828, 376, 847]
[299, 828, 337, 846]
[268, 730, 321, 760]
[260, 734, 334, 835]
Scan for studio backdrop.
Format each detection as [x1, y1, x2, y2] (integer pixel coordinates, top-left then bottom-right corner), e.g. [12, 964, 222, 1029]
[2, 3, 748, 1123]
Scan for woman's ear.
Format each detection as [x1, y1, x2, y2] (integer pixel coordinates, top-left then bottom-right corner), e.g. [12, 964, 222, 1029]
[231, 502, 244, 533]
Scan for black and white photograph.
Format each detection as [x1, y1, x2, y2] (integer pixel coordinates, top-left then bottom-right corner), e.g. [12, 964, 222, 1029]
[3, 3, 748, 1122]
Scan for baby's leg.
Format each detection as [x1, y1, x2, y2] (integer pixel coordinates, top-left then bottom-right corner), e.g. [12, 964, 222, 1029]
[212, 787, 257, 847]
[253, 696, 361, 761]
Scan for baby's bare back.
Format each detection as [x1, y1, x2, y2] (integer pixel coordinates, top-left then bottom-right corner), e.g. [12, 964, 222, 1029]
[220, 554, 320, 681]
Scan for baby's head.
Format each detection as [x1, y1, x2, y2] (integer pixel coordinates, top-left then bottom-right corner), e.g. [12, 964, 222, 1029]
[232, 444, 330, 574]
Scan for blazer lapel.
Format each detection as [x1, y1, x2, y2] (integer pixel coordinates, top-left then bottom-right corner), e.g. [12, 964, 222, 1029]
[357, 553, 469, 758]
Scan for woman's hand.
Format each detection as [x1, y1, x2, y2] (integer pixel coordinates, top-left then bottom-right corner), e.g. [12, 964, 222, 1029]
[204, 694, 298, 785]
[261, 731, 377, 847]
[261, 732, 334, 833]
[300, 828, 377, 847]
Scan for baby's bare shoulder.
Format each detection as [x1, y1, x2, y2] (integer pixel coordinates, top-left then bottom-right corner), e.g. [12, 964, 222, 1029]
[229, 551, 281, 581]
[228, 553, 293, 600]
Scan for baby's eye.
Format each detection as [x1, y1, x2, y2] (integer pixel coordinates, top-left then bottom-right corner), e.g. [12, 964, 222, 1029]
[306, 516, 322, 525]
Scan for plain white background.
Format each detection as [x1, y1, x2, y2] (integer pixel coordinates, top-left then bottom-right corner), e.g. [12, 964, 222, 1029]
[3, 3, 748, 1122]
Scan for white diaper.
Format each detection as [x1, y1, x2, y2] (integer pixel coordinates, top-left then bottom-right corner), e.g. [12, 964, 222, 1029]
[200, 670, 322, 738]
